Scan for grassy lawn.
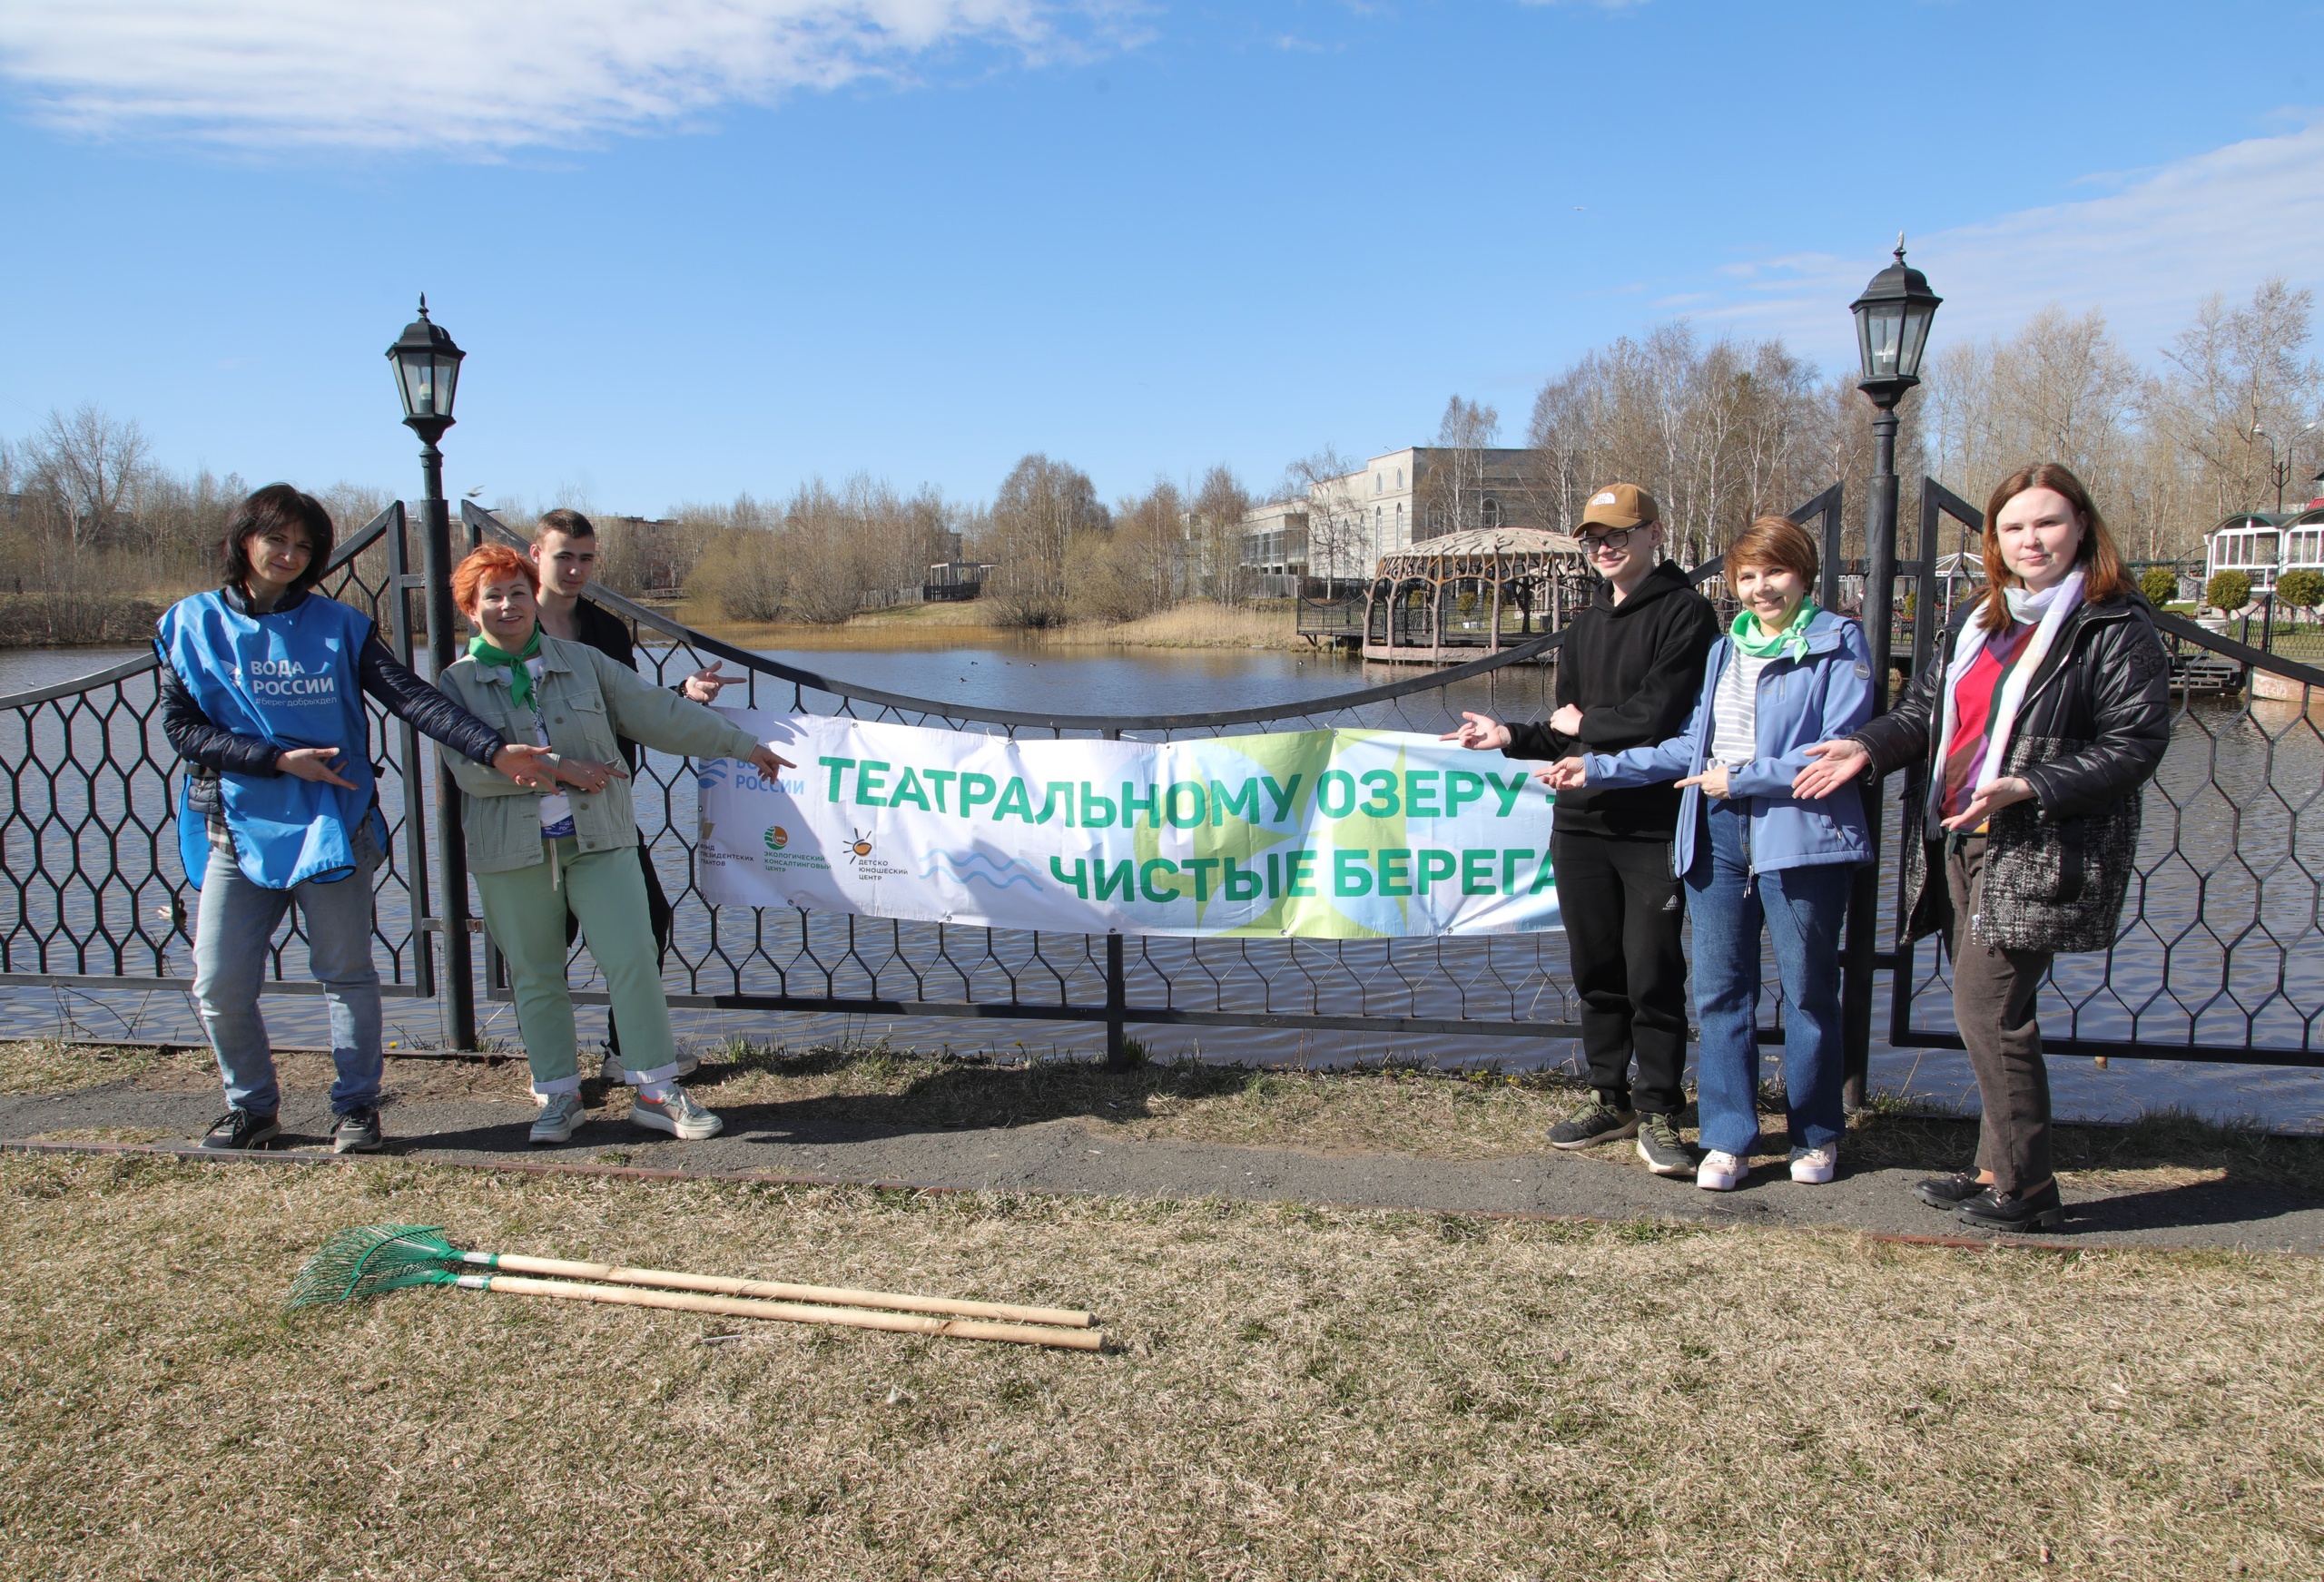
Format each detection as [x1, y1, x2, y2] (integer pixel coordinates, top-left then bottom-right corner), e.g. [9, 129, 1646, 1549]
[2, 1150, 2319, 1580]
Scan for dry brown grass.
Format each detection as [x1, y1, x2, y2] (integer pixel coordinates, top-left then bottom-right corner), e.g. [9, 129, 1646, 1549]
[1, 1151, 2318, 1580]
[1043, 600, 1297, 651]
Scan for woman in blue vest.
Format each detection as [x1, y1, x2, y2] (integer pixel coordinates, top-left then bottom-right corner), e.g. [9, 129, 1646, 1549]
[158, 484, 552, 1154]
[1542, 516, 1875, 1191]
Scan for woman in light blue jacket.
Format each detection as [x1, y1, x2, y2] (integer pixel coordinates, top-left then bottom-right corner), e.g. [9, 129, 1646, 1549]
[1543, 516, 1874, 1191]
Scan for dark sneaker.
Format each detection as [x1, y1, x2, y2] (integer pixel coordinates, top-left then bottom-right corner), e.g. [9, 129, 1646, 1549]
[1957, 1180, 2066, 1233]
[202, 1109, 280, 1151]
[1635, 1113, 1695, 1177]
[1913, 1171, 1987, 1209]
[332, 1105, 383, 1155]
[1547, 1092, 1638, 1151]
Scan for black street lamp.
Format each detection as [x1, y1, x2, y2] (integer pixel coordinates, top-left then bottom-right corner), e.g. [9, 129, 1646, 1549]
[1837, 237, 1941, 1111]
[2251, 421, 2320, 513]
[1848, 237, 1942, 410]
[385, 295, 478, 1049]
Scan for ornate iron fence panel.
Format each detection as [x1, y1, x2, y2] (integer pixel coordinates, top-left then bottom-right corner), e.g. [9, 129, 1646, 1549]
[14, 484, 2313, 1076]
[1887, 480, 2324, 1066]
[461, 505, 1592, 1046]
[0, 505, 438, 1000]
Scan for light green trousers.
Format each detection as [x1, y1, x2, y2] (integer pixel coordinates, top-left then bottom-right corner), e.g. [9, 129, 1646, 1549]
[474, 837, 679, 1095]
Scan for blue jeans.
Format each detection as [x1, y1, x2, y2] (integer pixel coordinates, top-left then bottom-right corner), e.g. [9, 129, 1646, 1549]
[192, 840, 382, 1116]
[1685, 800, 1853, 1157]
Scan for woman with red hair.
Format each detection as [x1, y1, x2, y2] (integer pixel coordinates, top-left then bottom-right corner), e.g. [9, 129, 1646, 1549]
[438, 545, 794, 1146]
[1797, 465, 2171, 1231]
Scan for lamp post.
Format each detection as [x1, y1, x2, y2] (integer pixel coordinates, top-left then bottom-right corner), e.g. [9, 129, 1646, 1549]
[1838, 237, 1941, 1110]
[386, 297, 477, 1049]
[2252, 420, 2321, 513]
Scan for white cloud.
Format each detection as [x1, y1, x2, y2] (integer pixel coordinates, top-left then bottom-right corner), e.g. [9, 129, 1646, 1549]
[0, 1, 1131, 152]
[1696, 118, 2324, 363]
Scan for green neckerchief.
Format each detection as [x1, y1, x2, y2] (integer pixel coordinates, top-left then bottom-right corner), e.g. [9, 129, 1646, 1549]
[468, 627, 544, 714]
[1729, 599, 1820, 663]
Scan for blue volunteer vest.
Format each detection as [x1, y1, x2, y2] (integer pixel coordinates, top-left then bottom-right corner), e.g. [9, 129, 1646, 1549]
[158, 590, 385, 889]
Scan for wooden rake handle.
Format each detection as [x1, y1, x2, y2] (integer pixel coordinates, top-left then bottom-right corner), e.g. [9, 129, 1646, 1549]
[466, 1252, 1093, 1330]
[459, 1273, 1106, 1351]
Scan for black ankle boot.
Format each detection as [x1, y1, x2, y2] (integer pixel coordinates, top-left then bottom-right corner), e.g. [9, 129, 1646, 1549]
[1913, 1171, 1986, 1209]
[1957, 1179, 2065, 1232]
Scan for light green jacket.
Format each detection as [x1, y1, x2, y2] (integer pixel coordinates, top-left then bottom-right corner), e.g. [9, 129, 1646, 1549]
[436, 634, 763, 875]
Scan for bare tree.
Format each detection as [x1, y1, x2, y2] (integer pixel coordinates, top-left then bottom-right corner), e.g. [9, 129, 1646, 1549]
[980, 454, 1108, 628]
[1522, 324, 1832, 567]
[34, 406, 152, 549]
[1427, 396, 1501, 538]
[1188, 464, 1253, 603]
[1279, 445, 1365, 578]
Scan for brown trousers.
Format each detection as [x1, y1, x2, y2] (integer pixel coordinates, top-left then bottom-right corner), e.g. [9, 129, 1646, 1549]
[1945, 835, 2054, 1194]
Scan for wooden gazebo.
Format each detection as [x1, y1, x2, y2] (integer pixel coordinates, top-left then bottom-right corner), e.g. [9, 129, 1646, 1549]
[1361, 527, 1590, 664]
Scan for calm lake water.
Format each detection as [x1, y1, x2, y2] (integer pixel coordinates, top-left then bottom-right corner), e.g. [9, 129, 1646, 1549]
[5, 641, 2321, 1134]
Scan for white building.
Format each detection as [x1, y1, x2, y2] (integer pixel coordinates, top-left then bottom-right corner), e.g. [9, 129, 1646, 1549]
[2206, 504, 2324, 599]
[1241, 446, 1550, 583]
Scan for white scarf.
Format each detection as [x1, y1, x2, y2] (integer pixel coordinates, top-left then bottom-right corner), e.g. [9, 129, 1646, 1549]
[1928, 568, 2084, 816]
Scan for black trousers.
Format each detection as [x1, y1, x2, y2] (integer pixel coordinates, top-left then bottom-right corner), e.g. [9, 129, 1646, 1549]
[1551, 830, 1689, 1115]
[563, 842, 675, 1058]
[1945, 834, 2054, 1194]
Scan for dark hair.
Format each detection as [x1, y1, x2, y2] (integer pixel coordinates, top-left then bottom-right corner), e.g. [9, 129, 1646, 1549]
[221, 484, 335, 596]
[1728, 515, 1818, 585]
[1976, 464, 2131, 632]
[534, 507, 596, 543]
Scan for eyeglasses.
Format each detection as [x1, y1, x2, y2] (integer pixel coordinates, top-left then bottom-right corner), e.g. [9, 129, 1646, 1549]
[1578, 528, 1635, 552]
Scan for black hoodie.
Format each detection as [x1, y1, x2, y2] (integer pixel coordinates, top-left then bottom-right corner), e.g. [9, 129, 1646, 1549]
[1502, 559, 1717, 840]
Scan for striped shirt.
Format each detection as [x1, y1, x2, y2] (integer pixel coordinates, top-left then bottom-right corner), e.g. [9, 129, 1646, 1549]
[1709, 650, 1773, 769]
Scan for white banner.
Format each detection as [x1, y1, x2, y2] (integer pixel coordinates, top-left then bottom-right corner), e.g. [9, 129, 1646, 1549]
[696, 712, 1561, 938]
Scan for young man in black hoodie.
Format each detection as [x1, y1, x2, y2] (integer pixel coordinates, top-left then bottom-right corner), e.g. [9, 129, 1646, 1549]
[1443, 483, 1716, 1175]
[529, 509, 733, 1080]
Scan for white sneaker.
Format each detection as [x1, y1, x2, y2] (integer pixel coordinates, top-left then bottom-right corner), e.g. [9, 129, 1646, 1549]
[600, 1050, 701, 1083]
[1697, 1150, 1749, 1192]
[630, 1087, 724, 1140]
[1788, 1144, 1839, 1184]
[530, 1092, 587, 1146]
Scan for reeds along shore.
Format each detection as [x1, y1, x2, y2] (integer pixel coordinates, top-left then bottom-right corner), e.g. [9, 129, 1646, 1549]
[672, 597, 1309, 653]
[0, 593, 166, 648]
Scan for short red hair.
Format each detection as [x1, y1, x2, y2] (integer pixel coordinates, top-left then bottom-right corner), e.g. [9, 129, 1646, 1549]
[1728, 516, 1819, 585]
[453, 545, 537, 614]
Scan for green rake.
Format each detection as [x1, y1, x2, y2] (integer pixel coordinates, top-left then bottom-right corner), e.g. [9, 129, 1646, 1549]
[287, 1223, 1104, 1351]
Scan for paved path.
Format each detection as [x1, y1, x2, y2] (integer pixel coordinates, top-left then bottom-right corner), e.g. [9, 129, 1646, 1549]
[6, 1080, 2319, 1254]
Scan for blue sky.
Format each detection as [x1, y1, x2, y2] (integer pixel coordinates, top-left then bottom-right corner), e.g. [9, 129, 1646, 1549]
[2, 1, 2319, 515]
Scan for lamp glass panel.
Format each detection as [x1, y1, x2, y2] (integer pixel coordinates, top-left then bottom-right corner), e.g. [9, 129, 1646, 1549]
[394, 354, 429, 419]
[1863, 303, 1904, 379]
[1898, 302, 1935, 380]
[433, 352, 461, 418]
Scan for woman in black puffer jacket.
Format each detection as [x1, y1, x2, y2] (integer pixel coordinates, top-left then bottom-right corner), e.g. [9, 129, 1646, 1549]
[1796, 464, 2170, 1232]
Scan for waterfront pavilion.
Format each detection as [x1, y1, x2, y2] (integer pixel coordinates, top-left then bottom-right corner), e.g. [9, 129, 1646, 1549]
[1361, 526, 1590, 664]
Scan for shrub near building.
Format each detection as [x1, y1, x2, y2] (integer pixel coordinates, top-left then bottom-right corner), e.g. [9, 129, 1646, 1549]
[2274, 567, 2324, 624]
[2206, 569, 2252, 614]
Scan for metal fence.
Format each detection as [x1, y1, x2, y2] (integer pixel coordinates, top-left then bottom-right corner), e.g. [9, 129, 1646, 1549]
[4, 486, 2320, 1077]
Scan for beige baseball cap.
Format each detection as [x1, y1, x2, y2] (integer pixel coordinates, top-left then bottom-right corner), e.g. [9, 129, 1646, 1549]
[1579, 483, 1659, 531]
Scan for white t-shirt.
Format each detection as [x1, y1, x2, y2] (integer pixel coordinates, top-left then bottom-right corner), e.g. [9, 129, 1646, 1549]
[1709, 649, 1772, 771]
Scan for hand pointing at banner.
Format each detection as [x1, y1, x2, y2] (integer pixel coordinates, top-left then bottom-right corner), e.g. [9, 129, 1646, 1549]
[749, 745, 795, 779]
